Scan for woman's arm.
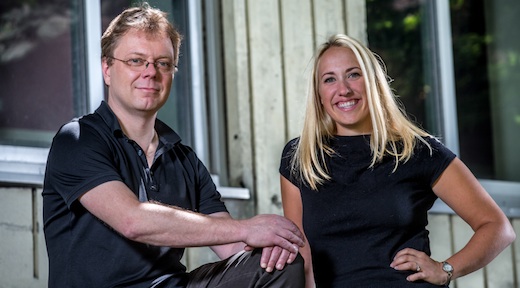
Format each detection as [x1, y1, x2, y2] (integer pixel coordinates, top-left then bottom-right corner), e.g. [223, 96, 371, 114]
[433, 157, 515, 279]
[281, 175, 316, 288]
[392, 157, 515, 285]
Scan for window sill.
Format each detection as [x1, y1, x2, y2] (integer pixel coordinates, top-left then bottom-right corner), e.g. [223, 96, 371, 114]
[0, 145, 48, 187]
[0, 145, 250, 199]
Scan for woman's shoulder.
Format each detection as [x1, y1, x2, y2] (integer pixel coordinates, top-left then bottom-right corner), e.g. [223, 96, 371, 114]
[282, 137, 300, 154]
[413, 135, 457, 166]
[286, 137, 300, 146]
[418, 135, 454, 154]
[280, 137, 300, 170]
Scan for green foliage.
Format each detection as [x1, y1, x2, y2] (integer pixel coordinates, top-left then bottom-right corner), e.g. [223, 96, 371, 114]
[366, 0, 426, 129]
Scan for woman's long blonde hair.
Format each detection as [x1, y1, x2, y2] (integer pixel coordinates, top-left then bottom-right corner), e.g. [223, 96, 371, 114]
[291, 34, 431, 190]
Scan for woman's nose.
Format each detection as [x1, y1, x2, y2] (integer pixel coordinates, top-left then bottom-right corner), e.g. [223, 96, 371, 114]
[338, 80, 352, 95]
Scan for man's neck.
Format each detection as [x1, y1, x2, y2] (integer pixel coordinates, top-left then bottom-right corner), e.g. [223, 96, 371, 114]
[107, 101, 158, 159]
[117, 113, 159, 167]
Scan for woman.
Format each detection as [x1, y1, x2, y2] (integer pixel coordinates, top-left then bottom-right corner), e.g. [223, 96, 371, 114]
[279, 34, 515, 287]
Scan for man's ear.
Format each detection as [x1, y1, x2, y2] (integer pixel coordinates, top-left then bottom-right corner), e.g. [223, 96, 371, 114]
[102, 58, 111, 86]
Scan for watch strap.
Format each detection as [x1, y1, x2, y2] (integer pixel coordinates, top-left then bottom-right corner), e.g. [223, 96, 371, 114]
[441, 261, 453, 286]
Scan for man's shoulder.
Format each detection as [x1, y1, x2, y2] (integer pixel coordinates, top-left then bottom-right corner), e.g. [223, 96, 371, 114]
[51, 113, 112, 153]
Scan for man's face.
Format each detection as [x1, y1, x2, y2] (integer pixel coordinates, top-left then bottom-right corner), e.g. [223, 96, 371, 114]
[102, 28, 175, 117]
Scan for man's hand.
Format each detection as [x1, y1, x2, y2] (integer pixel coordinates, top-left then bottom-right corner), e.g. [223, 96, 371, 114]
[240, 214, 304, 256]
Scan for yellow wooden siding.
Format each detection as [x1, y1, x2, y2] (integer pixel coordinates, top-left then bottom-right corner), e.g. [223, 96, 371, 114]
[223, 0, 367, 215]
[0, 187, 48, 287]
[221, 0, 255, 192]
[246, 0, 287, 214]
[280, 0, 314, 139]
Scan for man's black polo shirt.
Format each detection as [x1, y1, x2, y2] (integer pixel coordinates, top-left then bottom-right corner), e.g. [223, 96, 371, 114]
[42, 101, 228, 288]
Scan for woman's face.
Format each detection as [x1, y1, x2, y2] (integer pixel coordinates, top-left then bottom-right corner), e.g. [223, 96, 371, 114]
[317, 46, 372, 136]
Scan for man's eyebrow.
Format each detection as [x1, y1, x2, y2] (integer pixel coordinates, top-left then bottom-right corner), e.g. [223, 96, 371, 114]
[125, 52, 173, 59]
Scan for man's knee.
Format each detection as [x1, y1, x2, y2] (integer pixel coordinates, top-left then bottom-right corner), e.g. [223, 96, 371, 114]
[269, 252, 305, 287]
[293, 252, 304, 266]
[283, 252, 305, 277]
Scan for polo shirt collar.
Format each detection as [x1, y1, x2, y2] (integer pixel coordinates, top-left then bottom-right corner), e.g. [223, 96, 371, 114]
[95, 101, 182, 146]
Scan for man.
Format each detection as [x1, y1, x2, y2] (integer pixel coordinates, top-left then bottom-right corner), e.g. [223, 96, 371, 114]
[42, 3, 304, 287]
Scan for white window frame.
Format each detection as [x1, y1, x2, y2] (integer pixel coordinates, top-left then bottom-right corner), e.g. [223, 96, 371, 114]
[429, 0, 520, 217]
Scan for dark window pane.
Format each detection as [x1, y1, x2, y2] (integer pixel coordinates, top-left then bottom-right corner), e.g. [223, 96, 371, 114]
[366, 0, 437, 135]
[450, 0, 493, 177]
[451, 0, 520, 181]
[366, 0, 520, 182]
[0, 0, 86, 147]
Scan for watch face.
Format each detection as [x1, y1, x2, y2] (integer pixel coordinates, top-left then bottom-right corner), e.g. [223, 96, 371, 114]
[443, 262, 453, 272]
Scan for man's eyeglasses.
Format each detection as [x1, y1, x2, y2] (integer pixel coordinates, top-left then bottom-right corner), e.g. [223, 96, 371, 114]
[107, 56, 177, 74]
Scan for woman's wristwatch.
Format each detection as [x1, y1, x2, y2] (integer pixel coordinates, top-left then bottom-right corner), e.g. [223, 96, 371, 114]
[442, 261, 454, 286]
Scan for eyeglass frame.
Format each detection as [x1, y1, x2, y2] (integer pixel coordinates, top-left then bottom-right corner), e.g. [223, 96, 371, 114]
[106, 56, 178, 74]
